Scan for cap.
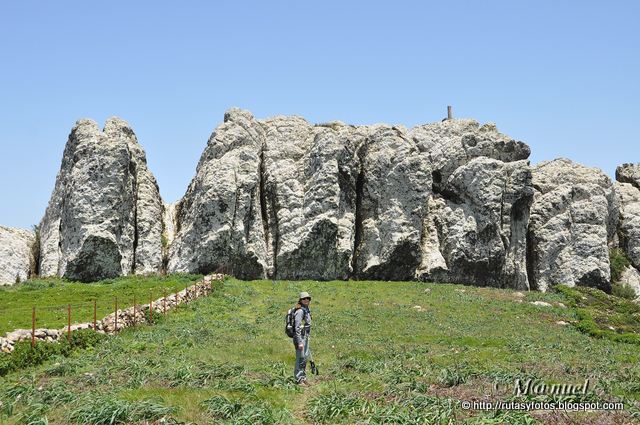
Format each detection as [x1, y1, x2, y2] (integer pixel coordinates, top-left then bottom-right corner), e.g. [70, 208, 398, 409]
[299, 291, 311, 300]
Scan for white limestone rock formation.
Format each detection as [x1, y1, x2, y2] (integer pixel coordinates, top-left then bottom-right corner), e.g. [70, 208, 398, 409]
[170, 111, 535, 287]
[167, 109, 270, 279]
[353, 125, 431, 281]
[616, 163, 640, 190]
[0, 226, 35, 285]
[38, 118, 163, 281]
[261, 118, 363, 280]
[528, 159, 618, 291]
[615, 182, 640, 269]
[618, 266, 640, 301]
[614, 164, 640, 301]
[410, 120, 533, 289]
[168, 109, 436, 280]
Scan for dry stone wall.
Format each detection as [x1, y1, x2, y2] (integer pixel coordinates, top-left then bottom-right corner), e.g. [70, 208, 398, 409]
[0, 274, 223, 353]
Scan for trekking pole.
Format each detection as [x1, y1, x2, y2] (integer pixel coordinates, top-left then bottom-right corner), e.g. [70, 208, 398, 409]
[307, 336, 319, 375]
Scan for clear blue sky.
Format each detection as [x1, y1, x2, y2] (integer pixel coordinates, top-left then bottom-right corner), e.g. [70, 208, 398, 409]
[1, 1, 638, 229]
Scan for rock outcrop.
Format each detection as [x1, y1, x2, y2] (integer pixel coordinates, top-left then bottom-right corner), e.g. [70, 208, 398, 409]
[614, 182, 640, 270]
[2, 109, 630, 291]
[614, 164, 640, 300]
[168, 111, 534, 287]
[167, 110, 270, 279]
[0, 226, 35, 284]
[262, 117, 360, 280]
[38, 118, 164, 281]
[618, 266, 640, 301]
[528, 159, 619, 292]
[616, 163, 640, 190]
[411, 120, 533, 289]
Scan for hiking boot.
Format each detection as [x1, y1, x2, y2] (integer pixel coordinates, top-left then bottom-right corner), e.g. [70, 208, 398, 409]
[297, 379, 310, 387]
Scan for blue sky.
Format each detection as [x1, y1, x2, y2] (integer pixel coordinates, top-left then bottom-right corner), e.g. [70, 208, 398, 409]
[0, 1, 638, 228]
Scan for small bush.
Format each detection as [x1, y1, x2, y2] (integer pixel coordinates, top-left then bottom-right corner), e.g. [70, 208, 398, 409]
[612, 282, 638, 300]
[201, 395, 241, 419]
[30, 224, 41, 278]
[308, 391, 370, 422]
[610, 248, 631, 283]
[555, 284, 640, 345]
[69, 393, 175, 424]
[201, 396, 276, 424]
[437, 366, 468, 387]
[0, 329, 106, 377]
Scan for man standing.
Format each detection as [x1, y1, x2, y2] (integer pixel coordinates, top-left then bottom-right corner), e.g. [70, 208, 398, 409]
[293, 291, 312, 385]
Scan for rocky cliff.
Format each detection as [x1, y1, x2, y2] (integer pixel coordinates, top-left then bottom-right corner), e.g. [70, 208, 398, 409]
[0, 110, 636, 293]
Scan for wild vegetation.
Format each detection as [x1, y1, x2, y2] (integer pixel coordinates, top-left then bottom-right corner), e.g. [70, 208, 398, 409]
[0, 274, 202, 335]
[0, 276, 638, 424]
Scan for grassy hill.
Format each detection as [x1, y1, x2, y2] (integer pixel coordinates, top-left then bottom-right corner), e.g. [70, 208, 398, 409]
[0, 277, 638, 424]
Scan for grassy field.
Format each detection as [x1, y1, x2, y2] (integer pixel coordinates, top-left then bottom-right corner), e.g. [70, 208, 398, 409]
[0, 274, 202, 335]
[0, 277, 639, 424]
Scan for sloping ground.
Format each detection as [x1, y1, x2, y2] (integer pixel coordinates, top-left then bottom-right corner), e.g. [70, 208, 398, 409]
[0, 274, 202, 335]
[0, 278, 638, 424]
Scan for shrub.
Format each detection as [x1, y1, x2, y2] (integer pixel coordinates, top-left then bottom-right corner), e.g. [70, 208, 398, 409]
[610, 248, 631, 283]
[69, 393, 175, 424]
[612, 282, 638, 300]
[201, 395, 241, 419]
[0, 329, 107, 377]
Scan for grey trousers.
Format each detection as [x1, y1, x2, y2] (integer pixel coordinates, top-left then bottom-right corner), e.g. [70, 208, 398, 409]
[294, 335, 310, 383]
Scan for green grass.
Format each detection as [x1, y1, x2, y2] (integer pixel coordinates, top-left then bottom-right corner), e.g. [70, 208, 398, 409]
[554, 284, 640, 344]
[0, 273, 202, 335]
[0, 277, 638, 424]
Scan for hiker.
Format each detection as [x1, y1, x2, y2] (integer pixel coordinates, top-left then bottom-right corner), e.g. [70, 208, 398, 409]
[293, 291, 312, 385]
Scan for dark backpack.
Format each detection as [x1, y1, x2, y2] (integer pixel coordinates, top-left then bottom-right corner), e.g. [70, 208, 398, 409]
[285, 306, 298, 338]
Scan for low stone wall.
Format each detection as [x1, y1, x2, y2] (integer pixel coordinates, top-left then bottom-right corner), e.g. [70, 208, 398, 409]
[0, 274, 223, 353]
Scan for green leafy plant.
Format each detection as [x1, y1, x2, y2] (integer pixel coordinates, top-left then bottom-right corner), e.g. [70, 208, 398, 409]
[610, 248, 631, 283]
[68, 393, 175, 424]
[612, 282, 638, 300]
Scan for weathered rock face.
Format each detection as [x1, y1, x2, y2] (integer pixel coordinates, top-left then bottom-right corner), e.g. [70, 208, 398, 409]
[24, 110, 631, 290]
[528, 159, 619, 292]
[38, 118, 163, 281]
[618, 266, 640, 301]
[614, 182, 640, 270]
[262, 118, 361, 280]
[614, 168, 640, 301]
[616, 163, 640, 190]
[168, 110, 434, 281]
[169, 111, 534, 286]
[411, 120, 533, 289]
[0, 226, 35, 285]
[167, 109, 270, 279]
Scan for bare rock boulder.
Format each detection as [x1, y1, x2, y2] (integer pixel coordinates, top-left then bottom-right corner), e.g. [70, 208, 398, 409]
[38, 118, 163, 281]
